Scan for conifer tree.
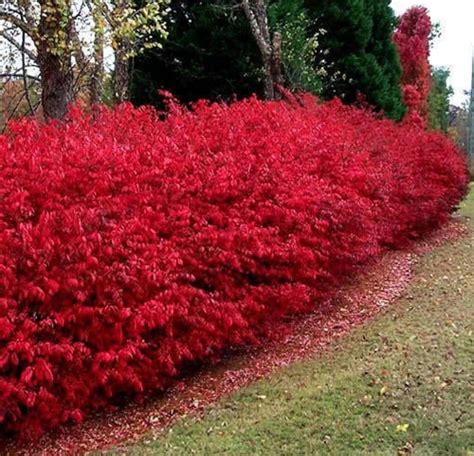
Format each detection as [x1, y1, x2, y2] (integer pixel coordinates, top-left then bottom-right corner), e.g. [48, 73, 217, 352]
[304, 0, 405, 120]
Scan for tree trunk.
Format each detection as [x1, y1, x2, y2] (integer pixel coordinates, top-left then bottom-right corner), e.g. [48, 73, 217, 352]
[37, 0, 74, 120]
[271, 31, 283, 99]
[263, 59, 275, 100]
[113, 41, 131, 103]
[90, 3, 105, 105]
[242, 0, 283, 101]
[38, 53, 73, 120]
[90, 61, 104, 106]
[259, 33, 283, 100]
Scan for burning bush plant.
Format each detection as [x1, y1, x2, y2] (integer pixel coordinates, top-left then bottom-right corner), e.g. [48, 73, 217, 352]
[0, 94, 468, 438]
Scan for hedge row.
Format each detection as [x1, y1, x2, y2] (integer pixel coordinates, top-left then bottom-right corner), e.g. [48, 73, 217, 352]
[0, 94, 468, 438]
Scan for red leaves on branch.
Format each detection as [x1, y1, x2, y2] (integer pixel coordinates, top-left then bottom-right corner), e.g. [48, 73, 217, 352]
[0, 95, 468, 439]
[394, 6, 432, 128]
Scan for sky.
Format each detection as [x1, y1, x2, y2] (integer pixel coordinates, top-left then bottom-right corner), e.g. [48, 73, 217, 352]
[391, 0, 474, 106]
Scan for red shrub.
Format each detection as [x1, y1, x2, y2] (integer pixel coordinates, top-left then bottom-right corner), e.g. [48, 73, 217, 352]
[0, 95, 468, 438]
[394, 6, 432, 128]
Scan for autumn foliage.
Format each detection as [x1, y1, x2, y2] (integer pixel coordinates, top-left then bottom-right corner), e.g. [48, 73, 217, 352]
[0, 94, 468, 439]
[394, 6, 432, 128]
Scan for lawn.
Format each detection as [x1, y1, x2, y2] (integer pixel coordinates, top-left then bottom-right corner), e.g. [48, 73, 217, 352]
[113, 186, 474, 456]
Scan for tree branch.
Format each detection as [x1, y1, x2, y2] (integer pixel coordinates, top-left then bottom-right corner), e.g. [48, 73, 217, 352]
[241, 0, 271, 58]
[0, 11, 36, 38]
[21, 29, 36, 115]
[0, 73, 40, 80]
[255, 0, 270, 44]
[0, 30, 38, 61]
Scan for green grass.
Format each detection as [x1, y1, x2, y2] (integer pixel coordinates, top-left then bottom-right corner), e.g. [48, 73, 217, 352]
[460, 184, 474, 220]
[112, 188, 474, 456]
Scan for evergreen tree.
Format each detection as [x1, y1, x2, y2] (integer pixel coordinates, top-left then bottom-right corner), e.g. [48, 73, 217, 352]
[131, 1, 262, 106]
[305, 0, 405, 120]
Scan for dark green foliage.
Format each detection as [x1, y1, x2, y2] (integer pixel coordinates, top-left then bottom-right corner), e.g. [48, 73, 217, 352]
[132, 0, 404, 121]
[429, 67, 453, 133]
[131, 0, 324, 106]
[131, 1, 262, 106]
[305, 0, 405, 120]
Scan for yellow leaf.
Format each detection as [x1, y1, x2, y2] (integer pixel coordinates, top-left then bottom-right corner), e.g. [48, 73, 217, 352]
[396, 423, 409, 433]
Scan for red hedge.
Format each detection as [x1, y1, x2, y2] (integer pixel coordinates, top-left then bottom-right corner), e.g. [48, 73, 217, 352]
[0, 95, 468, 438]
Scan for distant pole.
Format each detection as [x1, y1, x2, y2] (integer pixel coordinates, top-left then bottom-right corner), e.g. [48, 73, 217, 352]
[468, 52, 474, 173]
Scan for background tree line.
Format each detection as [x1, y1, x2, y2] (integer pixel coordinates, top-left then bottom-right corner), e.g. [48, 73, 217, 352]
[1, 0, 456, 138]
